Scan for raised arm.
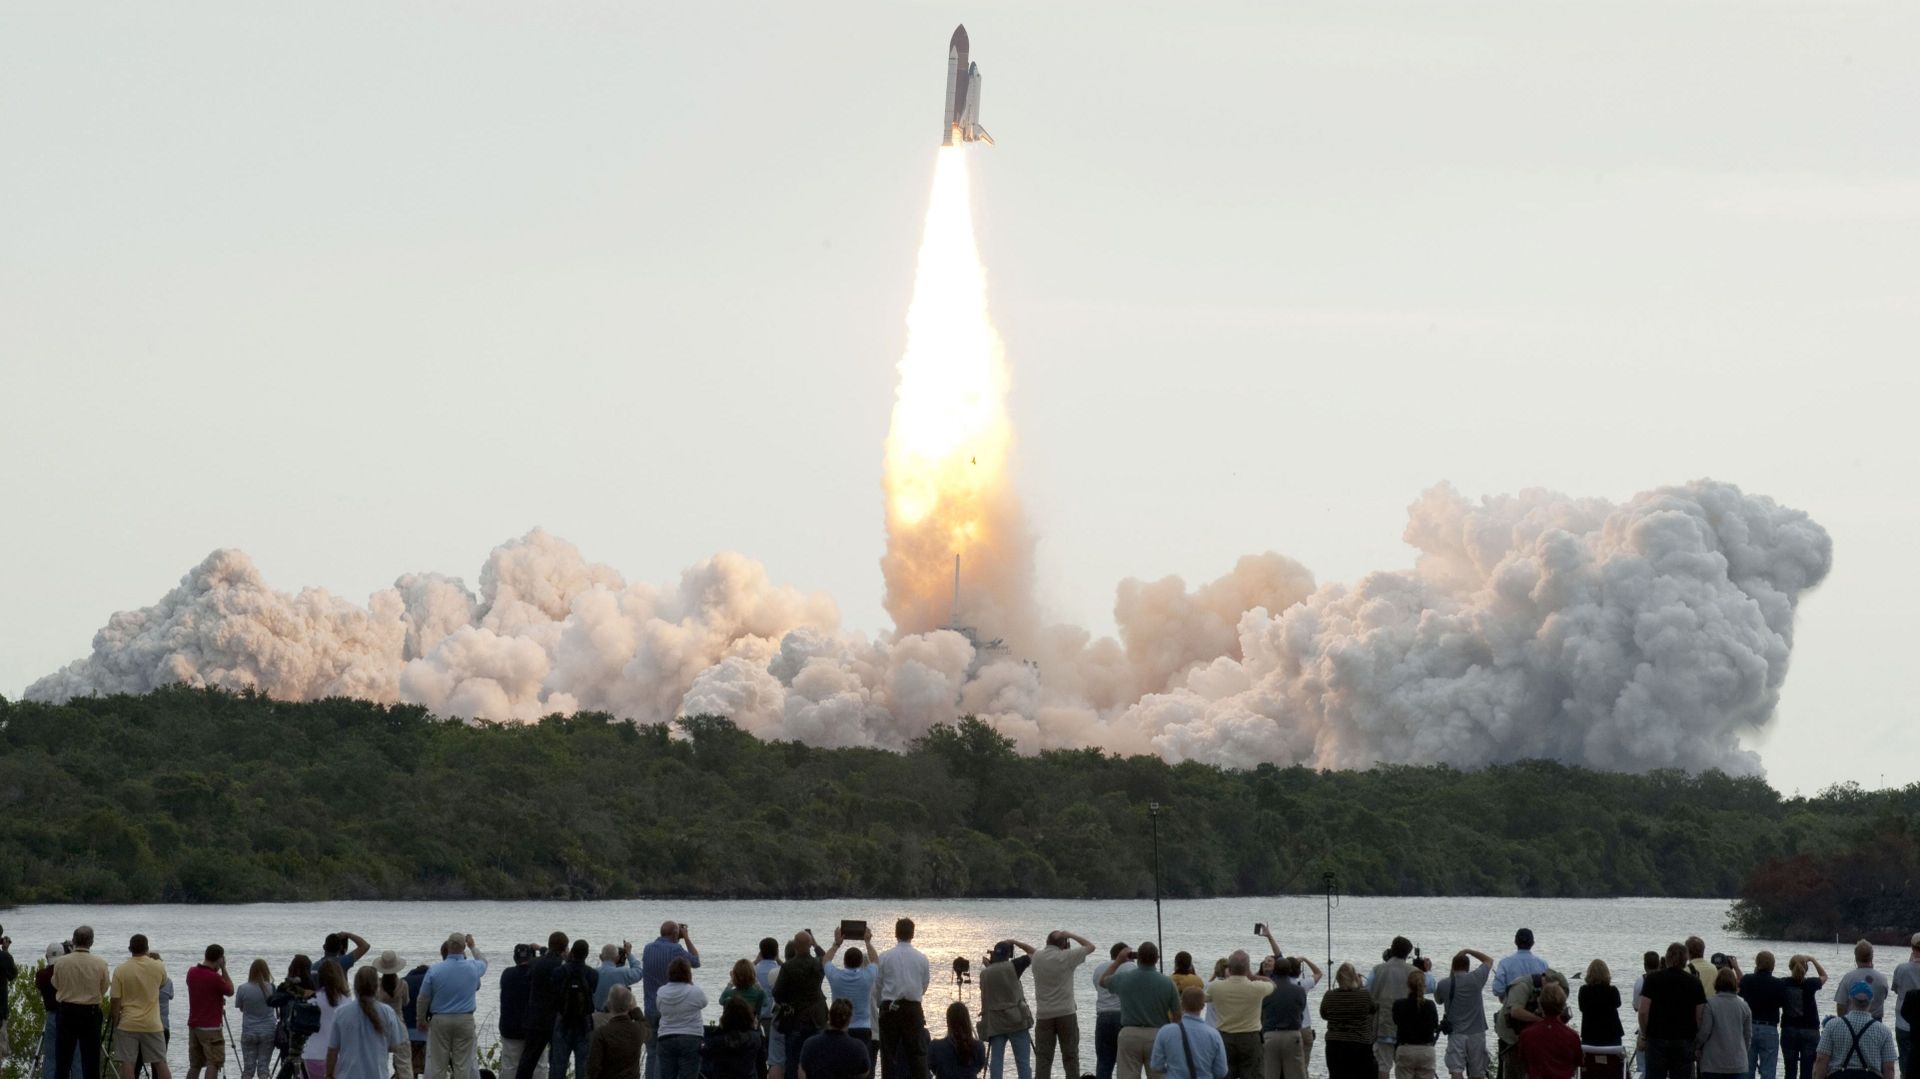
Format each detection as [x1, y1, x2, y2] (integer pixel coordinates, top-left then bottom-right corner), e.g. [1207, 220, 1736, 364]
[1065, 933, 1094, 952]
[1300, 956, 1323, 982]
[1099, 950, 1134, 988]
[1460, 949, 1493, 967]
[1010, 941, 1037, 956]
[824, 928, 846, 964]
[1259, 926, 1282, 959]
[344, 933, 371, 964]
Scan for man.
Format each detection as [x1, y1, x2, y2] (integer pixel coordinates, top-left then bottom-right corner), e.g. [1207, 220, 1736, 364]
[185, 944, 235, 1079]
[595, 943, 643, 1027]
[1260, 958, 1309, 1079]
[1491, 931, 1548, 1001]
[1370, 938, 1417, 1079]
[641, 922, 700, 1079]
[1740, 952, 1790, 1079]
[1261, 929, 1322, 1069]
[1688, 940, 1740, 1001]
[1516, 984, 1581, 1079]
[799, 999, 872, 1079]
[1032, 930, 1096, 1079]
[1435, 949, 1495, 1079]
[1837, 942, 1893, 1023]
[823, 928, 883, 1045]
[0, 927, 16, 1070]
[419, 933, 489, 1079]
[588, 986, 646, 1079]
[1811, 982, 1897, 1079]
[517, 933, 572, 1079]
[1095, 943, 1135, 1079]
[405, 958, 432, 1077]
[319, 932, 373, 985]
[1203, 951, 1271, 1079]
[1892, 934, 1920, 1079]
[1100, 942, 1181, 1079]
[873, 919, 932, 1079]
[777, 931, 832, 1079]
[501, 945, 550, 1079]
[53, 927, 109, 1079]
[1639, 943, 1708, 1079]
[110, 935, 171, 1079]
[1149, 986, 1227, 1079]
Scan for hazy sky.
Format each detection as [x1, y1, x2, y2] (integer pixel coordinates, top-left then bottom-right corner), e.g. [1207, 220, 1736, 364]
[3, 1, 1914, 790]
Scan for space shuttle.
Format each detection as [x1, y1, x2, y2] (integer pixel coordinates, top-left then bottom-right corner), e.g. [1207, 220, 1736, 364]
[942, 25, 993, 146]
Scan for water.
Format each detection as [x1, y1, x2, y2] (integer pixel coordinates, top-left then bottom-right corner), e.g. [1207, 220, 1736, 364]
[0, 896, 1851, 1078]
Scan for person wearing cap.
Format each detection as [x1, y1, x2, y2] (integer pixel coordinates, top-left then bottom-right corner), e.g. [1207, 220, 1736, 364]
[1490, 931, 1547, 1001]
[595, 943, 643, 1030]
[502, 945, 550, 1079]
[1891, 934, 1920, 1079]
[372, 952, 414, 1079]
[978, 940, 1037, 1079]
[419, 933, 489, 1079]
[1812, 982, 1897, 1079]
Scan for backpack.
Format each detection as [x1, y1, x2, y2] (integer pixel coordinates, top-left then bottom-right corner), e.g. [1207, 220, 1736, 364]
[559, 963, 595, 1031]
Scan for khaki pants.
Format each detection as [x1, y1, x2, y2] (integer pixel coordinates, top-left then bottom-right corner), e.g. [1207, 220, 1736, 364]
[424, 1014, 479, 1079]
[1265, 1032, 1306, 1079]
[1117, 1027, 1163, 1079]
[501, 1039, 549, 1079]
[188, 1029, 226, 1071]
[1037, 1016, 1081, 1079]
[1394, 1045, 1436, 1079]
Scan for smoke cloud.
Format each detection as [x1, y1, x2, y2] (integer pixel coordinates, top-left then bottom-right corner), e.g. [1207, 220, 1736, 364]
[26, 479, 1831, 775]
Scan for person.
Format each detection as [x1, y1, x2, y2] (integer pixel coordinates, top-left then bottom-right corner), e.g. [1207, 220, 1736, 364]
[1370, 938, 1417, 1079]
[1892, 935, 1920, 1079]
[1095, 944, 1134, 1079]
[875, 919, 932, 1079]
[326, 965, 408, 1079]
[1491, 933, 1547, 1002]
[1261, 958, 1309, 1079]
[1639, 943, 1708, 1079]
[720, 960, 770, 1028]
[1700, 968, 1755, 1079]
[930, 1002, 985, 1079]
[1741, 952, 1791, 1079]
[824, 928, 882, 1046]
[405, 958, 432, 1077]
[501, 945, 551, 1079]
[1272, 934, 1323, 1070]
[420, 933, 488, 1079]
[552, 940, 601, 1079]
[654, 958, 707, 1079]
[273, 954, 318, 1079]
[642, 923, 701, 1079]
[159, 957, 177, 1050]
[186, 944, 236, 1079]
[373, 952, 414, 1079]
[1394, 969, 1441, 1079]
[236, 959, 280, 1079]
[304, 957, 354, 1079]
[587, 986, 646, 1079]
[1030, 931, 1096, 1079]
[1172, 955, 1205, 998]
[0, 929, 14, 1072]
[39, 941, 84, 1079]
[1204, 960, 1230, 1029]
[1811, 981, 1897, 1079]
[1836, 943, 1892, 1023]
[1687, 941, 1725, 1002]
[1515, 985, 1580, 1079]
[596, 944, 643, 1029]
[800, 999, 873, 1079]
[1499, 964, 1571, 1079]
[979, 940, 1038, 1079]
[1580, 960, 1625, 1051]
[1634, 952, 1660, 1079]
[1435, 950, 1495, 1079]
[1100, 943, 1181, 1079]
[110, 934, 172, 1079]
[756, 940, 784, 1079]
[518, 933, 573, 1079]
[1149, 986, 1227, 1079]
[1322, 963, 1379, 1079]
[1782, 956, 1829, 1079]
[702, 997, 763, 1079]
[1203, 951, 1271, 1079]
[318, 934, 373, 988]
[778, 931, 832, 1079]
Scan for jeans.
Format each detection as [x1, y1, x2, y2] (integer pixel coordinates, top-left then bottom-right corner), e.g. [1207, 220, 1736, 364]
[55, 1003, 104, 1079]
[991, 1031, 1034, 1079]
[43, 1015, 86, 1079]
[549, 1022, 592, 1079]
[657, 1035, 703, 1079]
[1095, 1014, 1122, 1079]
[1749, 1025, 1779, 1079]
[784, 1024, 821, 1079]
[1780, 1028, 1818, 1079]
[516, 1021, 558, 1079]
[1896, 1029, 1911, 1079]
[1036, 1017, 1080, 1079]
[1646, 1039, 1696, 1079]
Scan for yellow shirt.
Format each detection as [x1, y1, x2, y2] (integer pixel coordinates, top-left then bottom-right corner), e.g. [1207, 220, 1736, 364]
[1688, 959, 1719, 1000]
[1205, 976, 1276, 1034]
[1172, 973, 1205, 997]
[51, 949, 110, 1005]
[111, 956, 169, 1032]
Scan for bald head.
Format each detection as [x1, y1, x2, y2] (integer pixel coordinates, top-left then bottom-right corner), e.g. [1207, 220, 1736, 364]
[1227, 951, 1251, 976]
[661, 920, 680, 940]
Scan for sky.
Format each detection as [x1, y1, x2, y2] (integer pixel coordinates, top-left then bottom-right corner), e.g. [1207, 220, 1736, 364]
[2, 1, 1915, 791]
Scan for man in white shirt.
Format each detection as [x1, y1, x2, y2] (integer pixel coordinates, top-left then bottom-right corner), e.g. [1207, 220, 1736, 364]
[873, 919, 931, 1079]
[1095, 943, 1134, 1079]
[1891, 933, 1920, 1079]
[1031, 931, 1096, 1079]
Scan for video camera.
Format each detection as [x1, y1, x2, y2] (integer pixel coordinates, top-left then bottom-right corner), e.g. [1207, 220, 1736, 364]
[1711, 953, 1732, 969]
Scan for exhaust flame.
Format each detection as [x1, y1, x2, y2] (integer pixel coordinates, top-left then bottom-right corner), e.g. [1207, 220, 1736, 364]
[880, 148, 1034, 641]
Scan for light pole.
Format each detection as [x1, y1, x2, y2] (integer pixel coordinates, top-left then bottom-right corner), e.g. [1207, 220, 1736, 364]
[1149, 801, 1164, 958]
[1322, 870, 1336, 974]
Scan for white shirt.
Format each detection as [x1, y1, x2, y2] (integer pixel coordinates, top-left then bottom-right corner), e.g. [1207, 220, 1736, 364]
[303, 991, 344, 1062]
[1288, 972, 1319, 1029]
[874, 942, 930, 1003]
[655, 983, 707, 1039]
[1095, 961, 1134, 1013]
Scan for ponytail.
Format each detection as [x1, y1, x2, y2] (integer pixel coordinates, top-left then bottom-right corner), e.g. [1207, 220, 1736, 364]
[352, 966, 383, 1032]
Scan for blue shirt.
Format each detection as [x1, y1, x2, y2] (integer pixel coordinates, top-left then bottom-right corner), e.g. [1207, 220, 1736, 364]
[1490, 950, 1548, 998]
[327, 1000, 407, 1079]
[1150, 1016, 1228, 1079]
[824, 965, 877, 1030]
[420, 954, 489, 1016]
[754, 960, 780, 1019]
[641, 938, 699, 1014]
[595, 957, 643, 1012]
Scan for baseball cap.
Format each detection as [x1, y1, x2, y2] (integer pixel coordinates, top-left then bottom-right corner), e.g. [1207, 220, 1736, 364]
[1850, 981, 1873, 1000]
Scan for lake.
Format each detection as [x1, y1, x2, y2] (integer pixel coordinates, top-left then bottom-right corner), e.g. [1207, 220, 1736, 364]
[0, 896, 1853, 1078]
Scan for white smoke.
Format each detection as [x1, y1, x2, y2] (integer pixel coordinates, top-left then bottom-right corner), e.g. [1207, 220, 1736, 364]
[25, 480, 1831, 775]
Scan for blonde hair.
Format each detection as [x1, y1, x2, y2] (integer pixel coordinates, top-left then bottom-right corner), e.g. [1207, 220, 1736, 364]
[1715, 967, 1739, 993]
[1335, 962, 1362, 991]
[1406, 968, 1426, 999]
[1586, 959, 1610, 987]
[1539, 982, 1567, 1016]
[1789, 955, 1808, 979]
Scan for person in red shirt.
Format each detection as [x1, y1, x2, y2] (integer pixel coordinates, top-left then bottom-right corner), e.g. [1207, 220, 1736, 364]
[1517, 984, 1582, 1079]
[185, 944, 235, 1079]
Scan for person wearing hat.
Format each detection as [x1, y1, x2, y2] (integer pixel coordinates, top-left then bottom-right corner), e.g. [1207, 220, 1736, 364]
[372, 952, 413, 1079]
[978, 940, 1037, 1079]
[1812, 982, 1897, 1079]
[419, 934, 489, 1079]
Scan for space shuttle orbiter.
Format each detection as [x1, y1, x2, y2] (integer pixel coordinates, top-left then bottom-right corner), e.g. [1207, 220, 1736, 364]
[942, 25, 993, 146]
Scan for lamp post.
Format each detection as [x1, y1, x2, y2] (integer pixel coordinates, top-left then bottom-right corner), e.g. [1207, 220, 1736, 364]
[1322, 870, 1336, 974]
[1149, 801, 1164, 958]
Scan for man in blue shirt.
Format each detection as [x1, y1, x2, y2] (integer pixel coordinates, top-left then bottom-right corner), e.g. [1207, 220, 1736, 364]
[1150, 987, 1227, 1079]
[595, 942, 643, 1023]
[419, 933, 489, 1079]
[1490, 930, 1548, 1000]
[641, 922, 700, 1079]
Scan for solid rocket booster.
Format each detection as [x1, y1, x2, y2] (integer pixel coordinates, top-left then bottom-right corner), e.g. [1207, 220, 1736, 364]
[943, 24, 993, 146]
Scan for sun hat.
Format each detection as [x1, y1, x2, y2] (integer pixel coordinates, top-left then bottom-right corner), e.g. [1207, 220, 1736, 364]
[372, 950, 408, 975]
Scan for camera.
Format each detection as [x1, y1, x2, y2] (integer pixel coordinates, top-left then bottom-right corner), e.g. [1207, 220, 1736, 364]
[1711, 953, 1731, 969]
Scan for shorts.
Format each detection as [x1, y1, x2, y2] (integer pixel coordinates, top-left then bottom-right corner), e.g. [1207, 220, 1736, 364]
[190, 1028, 227, 1069]
[1444, 1033, 1489, 1077]
[115, 1029, 168, 1068]
[1376, 1042, 1399, 1072]
[768, 1026, 787, 1066]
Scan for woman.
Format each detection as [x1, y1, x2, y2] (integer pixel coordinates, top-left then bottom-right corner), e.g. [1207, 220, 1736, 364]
[1170, 953, 1204, 997]
[1318, 962, 1377, 1079]
[978, 940, 1036, 1079]
[373, 951, 413, 1079]
[1779, 955, 1827, 1079]
[1204, 958, 1230, 1027]
[1391, 967, 1440, 1079]
[1578, 960, 1624, 1051]
[301, 956, 351, 1079]
[930, 1001, 986, 1079]
[754, 940, 783, 1079]
[701, 997, 764, 1079]
[273, 955, 319, 1079]
[1696, 968, 1752, 1079]
[234, 959, 280, 1079]
[720, 959, 769, 1020]
[655, 957, 709, 1079]
[329, 966, 407, 1079]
